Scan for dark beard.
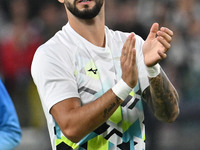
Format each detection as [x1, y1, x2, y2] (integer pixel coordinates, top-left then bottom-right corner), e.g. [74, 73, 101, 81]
[65, 0, 103, 19]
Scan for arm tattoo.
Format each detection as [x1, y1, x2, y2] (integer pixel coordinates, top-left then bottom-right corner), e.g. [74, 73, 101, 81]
[143, 68, 179, 122]
[103, 96, 121, 119]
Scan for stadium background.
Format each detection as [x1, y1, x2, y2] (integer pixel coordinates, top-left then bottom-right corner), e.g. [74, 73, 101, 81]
[0, 0, 200, 149]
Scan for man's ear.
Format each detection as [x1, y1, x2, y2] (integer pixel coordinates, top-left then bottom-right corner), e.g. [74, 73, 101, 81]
[58, 0, 64, 3]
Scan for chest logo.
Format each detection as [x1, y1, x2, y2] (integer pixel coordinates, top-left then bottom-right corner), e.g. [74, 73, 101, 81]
[88, 68, 98, 75]
[84, 60, 99, 79]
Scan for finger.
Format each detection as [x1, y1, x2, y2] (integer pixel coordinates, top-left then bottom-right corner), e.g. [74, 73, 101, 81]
[128, 34, 136, 56]
[127, 44, 133, 65]
[129, 33, 136, 49]
[158, 50, 167, 59]
[121, 35, 132, 61]
[157, 36, 171, 50]
[147, 23, 159, 40]
[127, 35, 136, 65]
[157, 31, 172, 43]
[160, 27, 173, 37]
[131, 48, 137, 65]
[128, 48, 136, 68]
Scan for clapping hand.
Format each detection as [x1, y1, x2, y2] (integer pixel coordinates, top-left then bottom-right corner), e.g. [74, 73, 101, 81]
[143, 23, 174, 67]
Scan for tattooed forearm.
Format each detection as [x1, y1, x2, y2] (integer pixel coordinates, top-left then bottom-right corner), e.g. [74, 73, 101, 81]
[143, 68, 179, 122]
[103, 96, 121, 119]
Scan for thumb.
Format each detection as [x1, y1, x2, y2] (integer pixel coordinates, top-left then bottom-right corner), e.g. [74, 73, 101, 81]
[147, 23, 159, 40]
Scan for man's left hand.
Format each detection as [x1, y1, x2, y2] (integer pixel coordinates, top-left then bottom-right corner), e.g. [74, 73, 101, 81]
[143, 23, 173, 67]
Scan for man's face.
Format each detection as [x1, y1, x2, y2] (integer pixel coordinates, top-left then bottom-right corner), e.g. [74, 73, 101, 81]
[65, 0, 104, 19]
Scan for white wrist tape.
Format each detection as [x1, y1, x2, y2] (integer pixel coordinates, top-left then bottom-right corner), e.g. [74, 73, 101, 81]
[112, 79, 132, 101]
[146, 63, 160, 78]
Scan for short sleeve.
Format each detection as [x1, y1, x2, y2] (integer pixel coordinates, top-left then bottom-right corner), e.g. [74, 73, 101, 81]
[31, 44, 80, 113]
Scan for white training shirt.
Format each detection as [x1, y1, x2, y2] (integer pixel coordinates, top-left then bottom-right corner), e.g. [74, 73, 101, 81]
[31, 23, 149, 150]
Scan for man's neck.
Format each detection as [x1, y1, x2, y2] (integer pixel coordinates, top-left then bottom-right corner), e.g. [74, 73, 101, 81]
[67, 7, 105, 47]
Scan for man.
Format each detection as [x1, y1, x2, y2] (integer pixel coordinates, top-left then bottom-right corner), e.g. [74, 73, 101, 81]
[0, 79, 22, 150]
[31, 0, 179, 149]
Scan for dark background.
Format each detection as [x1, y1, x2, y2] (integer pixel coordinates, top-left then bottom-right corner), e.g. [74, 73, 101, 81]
[0, 0, 200, 149]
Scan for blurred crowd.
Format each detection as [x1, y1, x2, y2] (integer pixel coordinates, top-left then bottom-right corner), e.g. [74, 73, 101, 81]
[0, 0, 200, 149]
[0, 0, 66, 128]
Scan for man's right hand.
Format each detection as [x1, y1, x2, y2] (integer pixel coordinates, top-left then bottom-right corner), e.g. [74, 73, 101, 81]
[120, 33, 138, 88]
